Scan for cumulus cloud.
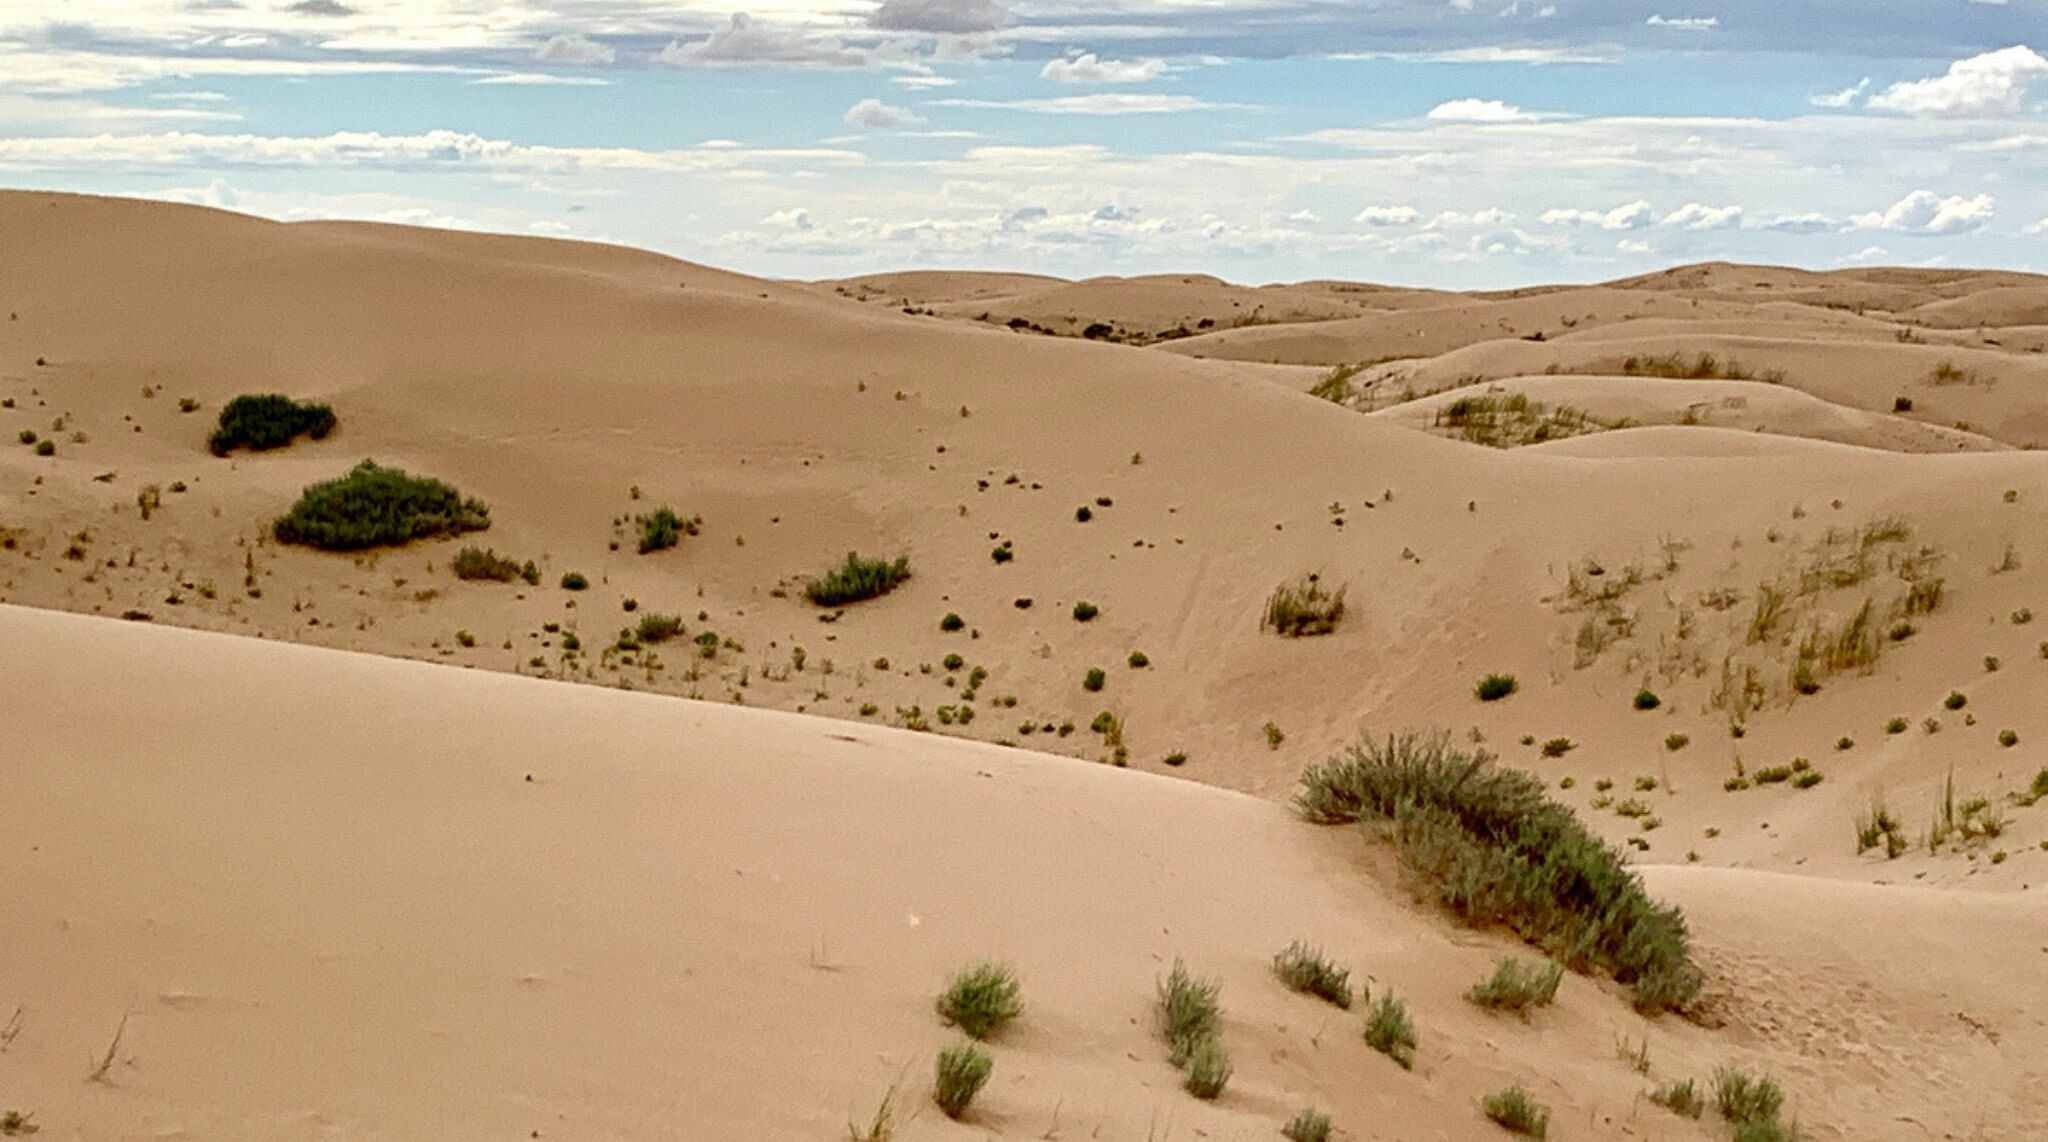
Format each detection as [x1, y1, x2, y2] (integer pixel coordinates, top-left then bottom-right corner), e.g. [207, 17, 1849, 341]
[1868, 46, 2048, 117]
[1763, 212, 1836, 233]
[1660, 202, 1742, 230]
[931, 94, 1216, 114]
[1428, 208, 1515, 228]
[868, 0, 1008, 34]
[1646, 15, 1719, 29]
[1424, 98, 1563, 122]
[286, 0, 356, 16]
[2024, 216, 2048, 235]
[1354, 205, 1421, 226]
[1040, 53, 1167, 84]
[843, 97, 925, 128]
[1540, 199, 1654, 230]
[1848, 190, 1995, 235]
[656, 14, 869, 68]
[534, 34, 615, 66]
[762, 207, 813, 229]
[1810, 78, 1868, 108]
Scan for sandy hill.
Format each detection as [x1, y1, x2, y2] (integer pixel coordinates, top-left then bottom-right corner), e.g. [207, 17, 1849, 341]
[5, 190, 2048, 1137]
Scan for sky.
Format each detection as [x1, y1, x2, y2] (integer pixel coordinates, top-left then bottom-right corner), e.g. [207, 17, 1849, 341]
[2, 1, 2046, 287]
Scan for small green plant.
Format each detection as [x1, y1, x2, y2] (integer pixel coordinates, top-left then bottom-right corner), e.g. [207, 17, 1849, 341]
[1157, 959, 1223, 1067]
[1649, 1077, 1705, 1118]
[940, 612, 965, 632]
[209, 393, 336, 455]
[1856, 800, 1908, 859]
[1181, 1033, 1231, 1100]
[1264, 721, 1285, 749]
[1945, 691, 1968, 710]
[1075, 505, 1093, 522]
[1128, 650, 1150, 668]
[991, 543, 1014, 564]
[1263, 574, 1346, 637]
[17, 429, 37, 445]
[1465, 957, 1562, 1014]
[1272, 941, 1352, 1009]
[560, 571, 588, 590]
[1483, 1085, 1549, 1138]
[1713, 1068, 1784, 1127]
[1476, 674, 1518, 702]
[273, 460, 489, 550]
[942, 653, 965, 672]
[636, 613, 684, 643]
[805, 552, 911, 605]
[1281, 1107, 1332, 1142]
[1633, 688, 1661, 711]
[455, 629, 476, 648]
[1072, 600, 1099, 622]
[635, 506, 700, 554]
[1082, 667, 1106, 692]
[1539, 737, 1575, 758]
[932, 1041, 992, 1120]
[1885, 717, 1908, 734]
[33, 440, 53, 457]
[451, 546, 526, 582]
[2000, 729, 2020, 748]
[1363, 992, 1417, 1068]
[1665, 732, 1690, 752]
[936, 962, 1023, 1040]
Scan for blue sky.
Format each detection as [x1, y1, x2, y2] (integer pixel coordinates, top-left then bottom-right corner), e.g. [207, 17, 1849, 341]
[3, 1, 2046, 287]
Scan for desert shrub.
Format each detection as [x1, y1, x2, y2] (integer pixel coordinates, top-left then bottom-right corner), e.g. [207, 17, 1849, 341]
[805, 552, 911, 606]
[1665, 732, 1690, 751]
[1539, 737, 1575, 758]
[1944, 690, 1968, 711]
[18, 429, 37, 444]
[560, 631, 581, 652]
[1855, 800, 1908, 859]
[1476, 674, 1518, 702]
[452, 546, 525, 582]
[1466, 957, 1562, 1013]
[1295, 733, 1700, 1012]
[1885, 717, 1908, 734]
[636, 613, 684, 643]
[2000, 729, 2019, 748]
[1181, 1033, 1231, 1100]
[1633, 689, 1661, 711]
[940, 612, 965, 632]
[273, 460, 489, 550]
[941, 653, 965, 672]
[1282, 1107, 1332, 1142]
[1713, 1068, 1785, 1126]
[1156, 959, 1222, 1067]
[33, 440, 53, 456]
[635, 506, 700, 554]
[1083, 667, 1106, 692]
[1651, 1077, 1705, 1118]
[1272, 941, 1353, 1008]
[1483, 1085, 1549, 1137]
[1265, 722, 1286, 749]
[1128, 650, 1150, 668]
[991, 544, 1014, 564]
[932, 1042, 992, 1120]
[1363, 992, 1417, 1068]
[455, 629, 476, 648]
[209, 393, 336, 455]
[1264, 574, 1346, 636]
[936, 962, 1023, 1040]
[560, 571, 588, 590]
[1075, 505, 1093, 522]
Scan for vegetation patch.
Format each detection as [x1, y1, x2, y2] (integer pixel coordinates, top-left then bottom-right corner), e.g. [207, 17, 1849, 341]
[209, 393, 336, 455]
[1272, 941, 1353, 1009]
[932, 1042, 992, 1120]
[1433, 393, 1615, 449]
[1264, 574, 1346, 637]
[936, 962, 1023, 1040]
[1476, 673, 1518, 702]
[805, 552, 911, 606]
[1282, 1107, 1332, 1142]
[1363, 991, 1417, 1068]
[1483, 1085, 1550, 1138]
[451, 546, 535, 584]
[273, 460, 489, 550]
[1465, 957, 1563, 1014]
[634, 506, 700, 554]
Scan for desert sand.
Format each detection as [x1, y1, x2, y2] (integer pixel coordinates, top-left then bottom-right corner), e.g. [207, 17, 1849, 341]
[4, 190, 2047, 1139]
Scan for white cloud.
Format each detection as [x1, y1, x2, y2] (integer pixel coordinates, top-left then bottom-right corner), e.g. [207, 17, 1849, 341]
[869, 0, 1008, 34]
[533, 34, 615, 66]
[1660, 202, 1742, 230]
[1040, 53, 1167, 84]
[932, 94, 1218, 115]
[1540, 199, 1654, 230]
[763, 207, 813, 229]
[1868, 46, 2048, 117]
[1810, 78, 1869, 109]
[1848, 190, 1995, 235]
[892, 74, 956, 89]
[1354, 205, 1421, 225]
[2024, 216, 2048, 235]
[1428, 208, 1515, 228]
[1424, 98, 1564, 123]
[843, 97, 925, 128]
[1839, 245, 1890, 264]
[655, 14, 870, 69]
[1616, 238, 1651, 253]
[473, 73, 611, 86]
[1645, 15, 1720, 29]
[1763, 212, 1836, 233]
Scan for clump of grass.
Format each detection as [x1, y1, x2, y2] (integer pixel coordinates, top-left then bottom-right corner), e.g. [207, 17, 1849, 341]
[34, 439, 55, 456]
[1272, 941, 1353, 1008]
[1465, 957, 1562, 1014]
[1483, 1085, 1549, 1137]
[273, 460, 489, 550]
[1633, 688, 1661, 711]
[932, 1042, 992, 1120]
[1944, 691, 1968, 711]
[1082, 667, 1106, 692]
[805, 552, 912, 606]
[1476, 674, 1518, 702]
[1181, 1033, 1231, 1100]
[560, 571, 588, 590]
[1295, 733, 1700, 1012]
[636, 612, 684, 643]
[1264, 721, 1286, 749]
[1885, 717, 1908, 735]
[1128, 650, 1150, 668]
[1650, 1077, 1705, 1118]
[1999, 729, 2019, 748]
[1855, 800, 1908, 859]
[1363, 992, 1417, 1068]
[0, 1109, 37, 1136]
[451, 546, 530, 583]
[1282, 1107, 1332, 1142]
[1665, 732, 1690, 752]
[209, 393, 335, 455]
[635, 506, 700, 554]
[1713, 1068, 1785, 1127]
[1539, 737, 1575, 758]
[1156, 959, 1222, 1067]
[936, 962, 1023, 1040]
[1434, 393, 1612, 448]
[1072, 600, 1099, 622]
[940, 612, 965, 632]
[1264, 574, 1346, 637]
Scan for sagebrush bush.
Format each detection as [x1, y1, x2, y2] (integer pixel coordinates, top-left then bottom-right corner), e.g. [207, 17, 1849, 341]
[932, 1041, 992, 1120]
[1128, 650, 1150, 668]
[33, 439, 53, 457]
[1466, 956, 1563, 1013]
[1483, 1085, 1549, 1137]
[1282, 1107, 1332, 1142]
[1476, 673, 1518, 702]
[805, 552, 911, 606]
[936, 962, 1023, 1040]
[561, 571, 588, 590]
[1295, 733, 1701, 1012]
[1633, 688, 1661, 711]
[1650, 1077, 1705, 1118]
[1363, 992, 1416, 1068]
[1073, 600, 1099, 622]
[1272, 941, 1353, 1009]
[209, 393, 335, 455]
[940, 612, 965, 632]
[636, 613, 684, 643]
[1083, 667, 1106, 692]
[1264, 574, 1346, 636]
[451, 546, 527, 582]
[1156, 959, 1222, 1067]
[273, 460, 489, 550]
[636, 506, 699, 554]
[1714, 1068, 1785, 1125]
[1181, 1033, 1231, 1100]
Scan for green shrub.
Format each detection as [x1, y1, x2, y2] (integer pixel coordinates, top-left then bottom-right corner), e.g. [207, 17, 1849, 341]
[1128, 650, 1150, 668]
[1634, 689, 1661, 711]
[936, 962, 1023, 1040]
[273, 460, 489, 550]
[1539, 737, 1575, 758]
[1156, 959, 1222, 1067]
[1083, 667, 1106, 692]
[1075, 505, 1093, 522]
[1272, 941, 1352, 1009]
[16, 429, 35, 444]
[1650, 1077, 1705, 1117]
[1295, 733, 1700, 1012]
[1665, 732, 1690, 751]
[1073, 600, 1099, 622]
[1945, 690, 1968, 711]
[1263, 574, 1345, 636]
[991, 543, 1014, 564]
[635, 506, 699, 554]
[1282, 1107, 1332, 1142]
[451, 546, 525, 582]
[1483, 1085, 1549, 1137]
[1476, 674, 1518, 702]
[1181, 1033, 1231, 1100]
[209, 393, 335, 455]
[940, 612, 965, 632]
[560, 571, 588, 590]
[636, 613, 684, 643]
[940, 653, 964, 672]
[560, 631, 581, 652]
[1885, 717, 1908, 735]
[1363, 992, 1416, 1068]
[1465, 957, 1562, 1013]
[932, 1041, 992, 1120]
[33, 440, 53, 457]
[1265, 722, 1286, 749]
[1713, 1068, 1785, 1125]
[805, 552, 912, 606]
[1999, 729, 2019, 748]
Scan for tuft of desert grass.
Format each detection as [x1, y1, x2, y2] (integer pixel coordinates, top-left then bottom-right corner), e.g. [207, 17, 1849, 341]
[1156, 959, 1222, 1067]
[932, 1041, 992, 1120]
[935, 962, 1022, 1040]
[1465, 957, 1562, 1014]
[1272, 941, 1353, 1009]
[1282, 1107, 1332, 1142]
[1363, 991, 1417, 1069]
[1482, 1085, 1549, 1137]
[1650, 1077, 1705, 1118]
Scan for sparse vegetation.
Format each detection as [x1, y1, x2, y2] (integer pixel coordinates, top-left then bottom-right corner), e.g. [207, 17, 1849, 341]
[209, 393, 336, 455]
[1465, 957, 1563, 1014]
[1282, 1107, 1332, 1142]
[1434, 392, 1612, 448]
[1128, 650, 1150, 668]
[1181, 1032, 1232, 1100]
[1082, 667, 1106, 692]
[635, 506, 700, 554]
[1618, 351, 1784, 383]
[1650, 1077, 1706, 1118]
[451, 546, 532, 583]
[273, 460, 489, 550]
[932, 1042, 992, 1120]
[1476, 673, 1518, 702]
[560, 571, 588, 590]
[635, 612, 684, 643]
[1363, 991, 1417, 1068]
[940, 612, 965, 632]
[1634, 688, 1661, 711]
[1272, 941, 1353, 1009]
[1072, 600, 1099, 622]
[805, 552, 912, 606]
[1713, 1068, 1785, 1130]
[1483, 1085, 1549, 1137]
[1263, 574, 1346, 637]
[1157, 959, 1225, 1077]
[936, 962, 1023, 1040]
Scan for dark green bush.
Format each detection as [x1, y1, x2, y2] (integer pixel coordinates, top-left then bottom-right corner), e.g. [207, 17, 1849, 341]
[561, 571, 588, 590]
[1634, 689, 1661, 711]
[1128, 650, 1150, 668]
[451, 546, 525, 582]
[636, 613, 684, 643]
[1363, 992, 1416, 1068]
[1466, 956, 1562, 1013]
[635, 505, 699, 553]
[1083, 667, 1106, 692]
[210, 393, 336, 455]
[1272, 941, 1352, 1008]
[1181, 1033, 1231, 1100]
[804, 552, 911, 606]
[1295, 733, 1700, 1012]
[940, 612, 966, 632]
[1156, 959, 1222, 1067]
[932, 1041, 992, 1120]
[936, 962, 1022, 1040]
[1073, 600, 1099, 622]
[1483, 1085, 1549, 1137]
[273, 460, 489, 550]
[33, 439, 54, 457]
[942, 653, 965, 671]
[1476, 674, 1518, 702]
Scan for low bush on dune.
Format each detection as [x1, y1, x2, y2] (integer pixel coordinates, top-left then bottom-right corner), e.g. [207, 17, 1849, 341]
[560, 571, 588, 591]
[936, 962, 1022, 1041]
[1157, 959, 1230, 1099]
[1282, 1107, 1333, 1142]
[273, 460, 489, 550]
[932, 1041, 992, 1120]
[1264, 574, 1346, 637]
[1466, 956, 1563, 1014]
[450, 546, 535, 584]
[209, 393, 336, 456]
[1295, 733, 1702, 1013]
[804, 552, 911, 606]
[1363, 991, 1417, 1068]
[1650, 1077, 1705, 1118]
[1483, 1085, 1550, 1138]
[1476, 673, 1518, 702]
[1272, 941, 1353, 1009]
[634, 505, 700, 554]
[1714, 1068, 1786, 1130]
[635, 613, 684, 644]
[1180, 1032, 1232, 1100]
